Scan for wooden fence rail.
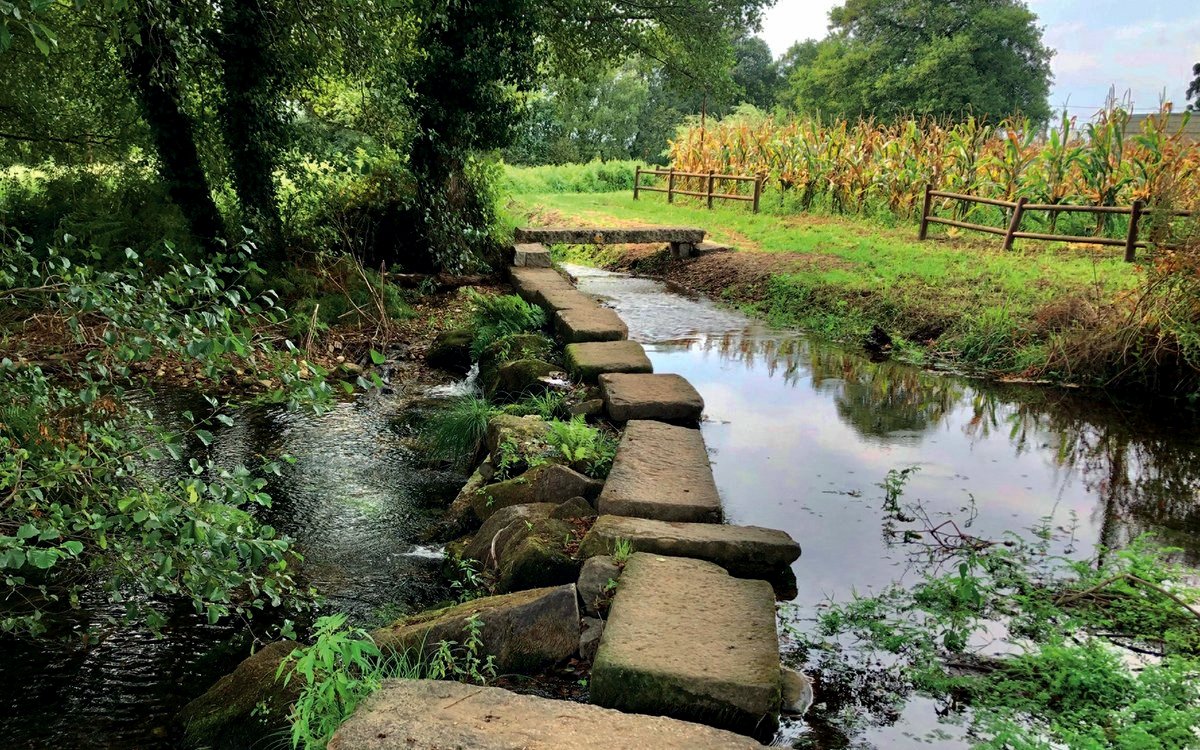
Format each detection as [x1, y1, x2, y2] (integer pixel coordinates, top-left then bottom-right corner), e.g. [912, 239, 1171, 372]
[918, 186, 1196, 262]
[634, 167, 763, 212]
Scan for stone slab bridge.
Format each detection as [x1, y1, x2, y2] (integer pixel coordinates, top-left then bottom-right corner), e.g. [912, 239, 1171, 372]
[513, 226, 730, 265]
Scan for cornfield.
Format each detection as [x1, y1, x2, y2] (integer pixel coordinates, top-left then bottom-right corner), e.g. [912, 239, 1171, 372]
[667, 105, 1200, 237]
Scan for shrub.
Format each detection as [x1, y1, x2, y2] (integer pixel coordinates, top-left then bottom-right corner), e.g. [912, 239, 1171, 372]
[501, 159, 644, 195]
[545, 416, 618, 478]
[278, 613, 496, 749]
[421, 395, 499, 468]
[465, 289, 547, 358]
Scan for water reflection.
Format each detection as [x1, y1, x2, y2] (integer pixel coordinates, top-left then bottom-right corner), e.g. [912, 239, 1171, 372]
[567, 263, 1200, 748]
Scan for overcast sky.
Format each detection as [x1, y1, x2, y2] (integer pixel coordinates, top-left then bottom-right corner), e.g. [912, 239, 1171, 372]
[758, 0, 1200, 115]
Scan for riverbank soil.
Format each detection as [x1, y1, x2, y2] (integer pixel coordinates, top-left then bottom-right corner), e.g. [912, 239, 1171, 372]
[505, 191, 1198, 396]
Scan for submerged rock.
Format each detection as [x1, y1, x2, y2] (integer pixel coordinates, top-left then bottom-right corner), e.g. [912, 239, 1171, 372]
[328, 679, 764, 750]
[781, 667, 814, 717]
[371, 584, 579, 674]
[179, 640, 300, 749]
[427, 327, 474, 375]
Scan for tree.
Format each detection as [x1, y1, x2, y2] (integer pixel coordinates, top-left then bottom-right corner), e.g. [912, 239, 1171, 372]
[782, 0, 1054, 123]
[1188, 62, 1200, 112]
[731, 35, 781, 109]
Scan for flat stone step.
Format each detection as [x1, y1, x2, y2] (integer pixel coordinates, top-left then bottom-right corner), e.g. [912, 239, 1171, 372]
[536, 287, 595, 313]
[695, 241, 732, 255]
[579, 515, 800, 578]
[554, 306, 628, 343]
[513, 242, 552, 267]
[598, 420, 721, 522]
[508, 266, 573, 305]
[591, 553, 782, 737]
[599, 373, 704, 424]
[565, 340, 653, 383]
[516, 226, 705, 245]
[329, 679, 765, 750]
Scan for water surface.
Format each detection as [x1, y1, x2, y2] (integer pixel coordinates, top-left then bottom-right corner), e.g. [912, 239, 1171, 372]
[567, 263, 1200, 748]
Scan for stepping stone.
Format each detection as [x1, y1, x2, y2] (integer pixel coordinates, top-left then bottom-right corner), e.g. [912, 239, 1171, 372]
[578, 515, 801, 579]
[599, 373, 703, 424]
[554, 305, 628, 343]
[565, 340, 653, 383]
[329, 679, 764, 750]
[598, 420, 721, 522]
[512, 242, 552, 267]
[509, 267, 572, 304]
[536, 287, 594, 313]
[591, 553, 782, 736]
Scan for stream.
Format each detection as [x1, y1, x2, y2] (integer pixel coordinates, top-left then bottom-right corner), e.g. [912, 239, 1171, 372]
[5, 267, 1200, 749]
[564, 263, 1200, 749]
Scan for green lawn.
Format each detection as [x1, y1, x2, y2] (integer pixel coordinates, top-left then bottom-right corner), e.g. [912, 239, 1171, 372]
[505, 191, 1142, 379]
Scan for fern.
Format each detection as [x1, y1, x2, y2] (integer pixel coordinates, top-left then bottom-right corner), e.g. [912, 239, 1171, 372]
[464, 289, 546, 358]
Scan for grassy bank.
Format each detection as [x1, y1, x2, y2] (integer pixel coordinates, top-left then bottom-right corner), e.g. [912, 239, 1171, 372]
[501, 190, 1192, 393]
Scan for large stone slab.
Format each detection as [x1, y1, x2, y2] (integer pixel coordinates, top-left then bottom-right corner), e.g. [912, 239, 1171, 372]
[554, 305, 629, 343]
[579, 515, 801, 578]
[565, 340, 653, 383]
[598, 420, 721, 522]
[515, 226, 706, 245]
[591, 553, 782, 737]
[508, 266, 573, 304]
[328, 679, 764, 750]
[512, 242, 552, 267]
[372, 584, 579, 673]
[599, 373, 704, 423]
[536, 287, 595, 313]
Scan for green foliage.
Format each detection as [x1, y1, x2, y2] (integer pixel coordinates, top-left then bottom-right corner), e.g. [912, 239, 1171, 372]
[781, 0, 1053, 123]
[500, 390, 569, 420]
[465, 289, 547, 358]
[0, 233, 337, 636]
[278, 613, 497, 749]
[544, 416, 618, 479]
[611, 537, 634, 564]
[502, 160, 644, 194]
[421, 396, 499, 468]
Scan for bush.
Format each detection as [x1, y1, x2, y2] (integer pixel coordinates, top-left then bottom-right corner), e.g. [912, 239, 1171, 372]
[465, 289, 547, 358]
[501, 159, 644, 195]
[421, 395, 500, 468]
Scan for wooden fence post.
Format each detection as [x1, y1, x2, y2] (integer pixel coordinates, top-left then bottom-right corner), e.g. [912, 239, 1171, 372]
[1125, 200, 1144, 262]
[1003, 197, 1028, 250]
[707, 170, 715, 209]
[667, 168, 676, 204]
[918, 185, 933, 240]
[752, 175, 762, 213]
[633, 166, 640, 201]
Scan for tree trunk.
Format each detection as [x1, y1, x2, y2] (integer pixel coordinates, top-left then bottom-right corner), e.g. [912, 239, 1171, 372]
[217, 0, 285, 255]
[122, 4, 225, 251]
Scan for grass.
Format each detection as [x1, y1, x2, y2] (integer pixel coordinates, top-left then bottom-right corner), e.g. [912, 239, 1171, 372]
[505, 190, 1144, 382]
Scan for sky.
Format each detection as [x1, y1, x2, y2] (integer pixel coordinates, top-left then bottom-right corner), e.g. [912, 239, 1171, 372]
[758, 0, 1200, 115]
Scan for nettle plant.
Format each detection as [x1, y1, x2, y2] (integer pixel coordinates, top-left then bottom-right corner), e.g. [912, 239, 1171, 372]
[0, 231, 345, 636]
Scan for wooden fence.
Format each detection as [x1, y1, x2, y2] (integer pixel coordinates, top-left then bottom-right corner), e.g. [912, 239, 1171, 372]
[634, 167, 763, 212]
[918, 186, 1195, 262]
